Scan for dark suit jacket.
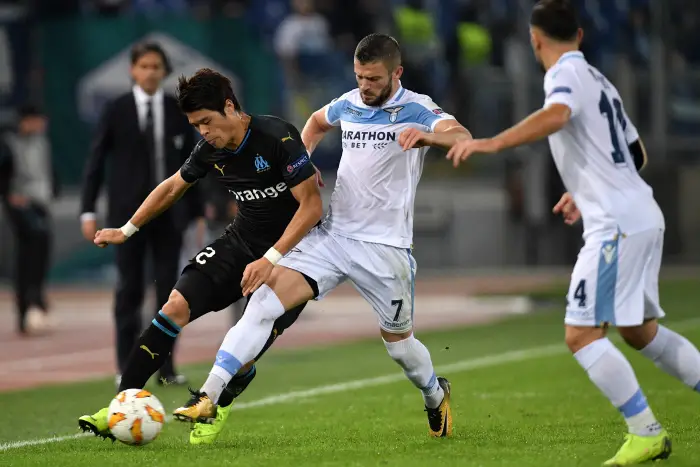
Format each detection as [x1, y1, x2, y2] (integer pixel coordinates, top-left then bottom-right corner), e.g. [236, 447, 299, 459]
[80, 91, 203, 231]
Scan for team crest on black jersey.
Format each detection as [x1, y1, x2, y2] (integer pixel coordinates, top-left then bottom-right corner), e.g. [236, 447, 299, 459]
[254, 154, 270, 173]
[383, 106, 404, 123]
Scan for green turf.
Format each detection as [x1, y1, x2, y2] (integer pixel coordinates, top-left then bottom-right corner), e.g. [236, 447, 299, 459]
[2, 280, 700, 466]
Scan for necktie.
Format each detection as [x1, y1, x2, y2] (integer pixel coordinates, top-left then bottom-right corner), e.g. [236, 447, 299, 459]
[144, 99, 157, 185]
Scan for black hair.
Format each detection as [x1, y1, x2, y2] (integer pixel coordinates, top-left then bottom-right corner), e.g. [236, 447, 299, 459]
[176, 68, 240, 115]
[530, 0, 580, 42]
[130, 41, 172, 74]
[354, 33, 402, 70]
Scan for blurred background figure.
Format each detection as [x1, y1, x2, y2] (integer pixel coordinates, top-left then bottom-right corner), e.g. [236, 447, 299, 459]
[0, 105, 57, 336]
[273, 0, 334, 127]
[78, 41, 202, 388]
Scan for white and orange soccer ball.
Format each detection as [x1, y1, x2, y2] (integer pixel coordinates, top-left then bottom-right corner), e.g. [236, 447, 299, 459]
[108, 388, 166, 446]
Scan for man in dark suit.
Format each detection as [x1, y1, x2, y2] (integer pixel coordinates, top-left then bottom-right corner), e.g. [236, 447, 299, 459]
[79, 41, 203, 387]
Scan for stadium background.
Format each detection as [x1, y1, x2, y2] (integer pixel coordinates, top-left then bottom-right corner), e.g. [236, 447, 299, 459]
[1, 1, 700, 462]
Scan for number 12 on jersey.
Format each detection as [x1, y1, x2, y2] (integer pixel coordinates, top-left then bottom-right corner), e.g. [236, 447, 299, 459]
[598, 90, 628, 166]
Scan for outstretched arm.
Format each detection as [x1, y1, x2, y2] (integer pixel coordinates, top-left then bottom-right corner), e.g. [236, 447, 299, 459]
[300, 106, 334, 187]
[93, 172, 193, 247]
[486, 104, 570, 151]
[126, 171, 193, 229]
[93, 141, 210, 247]
[446, 103, 572, 167]
[445, 62, 586, 166]
[301, 106, 334, 156]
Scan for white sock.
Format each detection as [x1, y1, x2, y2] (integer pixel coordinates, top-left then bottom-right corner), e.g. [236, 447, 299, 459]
[201, 373, 228, 404]
[384, 336, 444, 409]
[640, 324, 700, 391]
[200, 285, 285, 404]
[574, 338, 662, 436]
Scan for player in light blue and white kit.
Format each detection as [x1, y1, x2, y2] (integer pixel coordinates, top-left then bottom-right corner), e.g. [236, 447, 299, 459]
[175, 33, 472, 437]
[447, 1, 700, 465]
[321, 79, 456, 249]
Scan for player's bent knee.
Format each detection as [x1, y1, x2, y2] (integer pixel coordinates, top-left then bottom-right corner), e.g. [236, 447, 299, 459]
[383, 333, 421, 370]
[264, 267, 316, 309]
[161, 290, 191, 328]
[619, 319, 658, 350]
[565, 325, 606, 353]
[244, 285, 287, 324]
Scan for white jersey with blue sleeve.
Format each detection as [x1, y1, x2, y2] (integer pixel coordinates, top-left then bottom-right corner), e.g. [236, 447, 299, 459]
[321, 83, 456, 248]
[545, 52, 667, 330]
[543, 51, 664, 241]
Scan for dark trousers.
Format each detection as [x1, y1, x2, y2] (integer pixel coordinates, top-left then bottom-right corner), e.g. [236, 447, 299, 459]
[113, 217, 182, 376]
[4, 202, 51, 332]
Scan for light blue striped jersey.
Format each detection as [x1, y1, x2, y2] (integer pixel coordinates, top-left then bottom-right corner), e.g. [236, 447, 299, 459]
[321, 83, 455, 248]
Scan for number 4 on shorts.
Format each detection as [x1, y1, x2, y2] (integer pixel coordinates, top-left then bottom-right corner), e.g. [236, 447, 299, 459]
[391, 299, 403, 322]
[574, 279, 587, 307]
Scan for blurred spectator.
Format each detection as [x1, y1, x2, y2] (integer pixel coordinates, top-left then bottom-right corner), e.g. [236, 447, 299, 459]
[0, 104, 58, 336]
[274, 0, 332, 86]
[273, 0, 335, 128]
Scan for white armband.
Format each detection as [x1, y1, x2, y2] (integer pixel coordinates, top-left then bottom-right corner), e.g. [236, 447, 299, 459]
[263, 247, 283, 265]
[120, 221, 139, 238]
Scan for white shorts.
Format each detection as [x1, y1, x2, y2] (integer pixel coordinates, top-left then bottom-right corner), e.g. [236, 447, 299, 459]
[277, 225, 416, 333]
[564, 228, 666, 327]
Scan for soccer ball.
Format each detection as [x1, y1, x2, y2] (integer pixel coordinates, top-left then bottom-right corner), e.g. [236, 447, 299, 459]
[107, 388, 166, 446]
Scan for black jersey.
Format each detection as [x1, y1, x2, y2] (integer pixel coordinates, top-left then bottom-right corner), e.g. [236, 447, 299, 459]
[180, 115, 316, 250]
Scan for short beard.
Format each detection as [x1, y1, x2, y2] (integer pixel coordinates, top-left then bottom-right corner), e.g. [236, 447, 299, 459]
[362, 81, 394, 107]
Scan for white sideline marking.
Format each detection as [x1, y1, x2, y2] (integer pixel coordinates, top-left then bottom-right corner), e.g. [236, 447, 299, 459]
[0, 433, 92, 450]
[2, 317, 699, 452]
[231, 344, 563, 410]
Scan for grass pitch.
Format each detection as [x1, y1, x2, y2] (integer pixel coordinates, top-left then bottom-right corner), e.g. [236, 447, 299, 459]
[2, 280, 699, 466]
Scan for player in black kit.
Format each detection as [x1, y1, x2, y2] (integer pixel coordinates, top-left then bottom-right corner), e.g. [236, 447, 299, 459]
[78, 68, 323, 445]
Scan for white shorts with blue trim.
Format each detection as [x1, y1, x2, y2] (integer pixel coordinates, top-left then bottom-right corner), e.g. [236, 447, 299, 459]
[564, 228, 666, 328]
[277, 225, 416, 333]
